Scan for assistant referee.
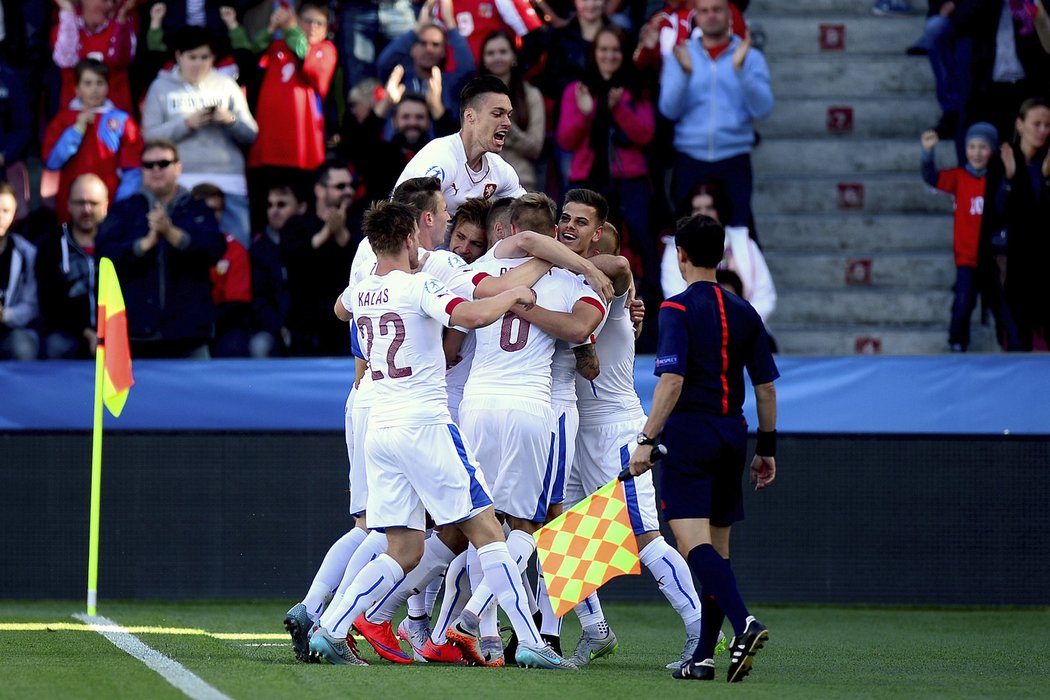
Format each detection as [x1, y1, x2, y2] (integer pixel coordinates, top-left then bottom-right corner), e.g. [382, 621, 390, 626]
[629, 214, 778, 683]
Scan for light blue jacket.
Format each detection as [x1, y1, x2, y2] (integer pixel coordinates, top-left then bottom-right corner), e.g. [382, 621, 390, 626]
[658, 35, 774, 162]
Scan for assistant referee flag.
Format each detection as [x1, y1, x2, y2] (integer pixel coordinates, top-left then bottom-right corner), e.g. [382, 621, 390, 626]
[97, 257, 133, 417]
[534, 479, 641, 617]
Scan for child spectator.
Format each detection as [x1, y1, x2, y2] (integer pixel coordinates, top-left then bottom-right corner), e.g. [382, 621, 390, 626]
[921, 121, 997, 352]
[52, 0, 137, 115]
[192, 183, 252, 357]
[43, 58, 143, 226]
[141, 26, 258, 248]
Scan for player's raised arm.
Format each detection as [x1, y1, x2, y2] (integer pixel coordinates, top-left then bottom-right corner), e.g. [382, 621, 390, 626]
[496, 230, 614, 302]
[448, 286, 536, 329]
[473, 257, 552, 298]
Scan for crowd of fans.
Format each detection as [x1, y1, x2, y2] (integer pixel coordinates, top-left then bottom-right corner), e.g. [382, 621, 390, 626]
[0, 0, 1044, 360]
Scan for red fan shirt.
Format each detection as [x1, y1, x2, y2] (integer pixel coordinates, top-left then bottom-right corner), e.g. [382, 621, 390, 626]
[936, 168, 986, 268]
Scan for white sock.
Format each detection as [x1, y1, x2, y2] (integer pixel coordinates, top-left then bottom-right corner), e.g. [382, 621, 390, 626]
[424, 575, 442, 617]
[323, 553, 404, 639]
[477, 542, 542, 647]
[365, 534, 455, 623]
[574, 593, 606, 633]
[332, 530, 387, 601]
[301, 528, 368, 620]
[535, 559, 562, 637]
[462, 545, 499, 637]
[640, 536, 702, 635]
[431, 551, 469, 644]
[465, 530, 535, 617]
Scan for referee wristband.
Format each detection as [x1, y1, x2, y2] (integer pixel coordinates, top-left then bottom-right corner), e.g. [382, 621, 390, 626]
[756, 429, 777, 458]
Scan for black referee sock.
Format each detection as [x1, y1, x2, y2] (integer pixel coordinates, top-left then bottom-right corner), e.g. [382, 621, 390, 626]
[694, 590, 726, 663]
[686, 544, 749, 636]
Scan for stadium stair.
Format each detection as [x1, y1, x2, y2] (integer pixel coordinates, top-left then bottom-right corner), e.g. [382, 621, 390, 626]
[748, 0, 999, 354]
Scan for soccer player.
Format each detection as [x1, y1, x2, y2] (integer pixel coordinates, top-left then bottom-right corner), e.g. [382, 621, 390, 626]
[447, 192, 606, 665]
[553, 195, 713, 670]
[396, 76, 526, 216]
[447, 197, 491, 264]
[629, 214, 778, 683]
[308, 201, 576, 671]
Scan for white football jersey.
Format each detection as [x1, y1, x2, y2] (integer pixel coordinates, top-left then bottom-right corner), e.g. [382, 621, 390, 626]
[396, 134, 526, 216]
[350, 270, 466, 428]
[550, 276, 605, 405]
[576, 289, 644, 424]
[464, 258, 596, 405]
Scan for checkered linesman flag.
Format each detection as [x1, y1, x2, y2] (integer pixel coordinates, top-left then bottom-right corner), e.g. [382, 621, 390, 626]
[533, 479, 641, 617]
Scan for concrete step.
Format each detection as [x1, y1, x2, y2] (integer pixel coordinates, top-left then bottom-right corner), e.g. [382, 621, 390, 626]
[768, 55, 935, 97]
[753, 138, 957, 176]
[766, 251, 955, 289]
[750, 0, 922, 16]
[759, 213, 952, 252]
[753, 175, 954, 215]
[761, 97, 939, 138]
[771, 323, 1001, 355]
[773, 288, 951, 325]
[755, 16, 926, 56]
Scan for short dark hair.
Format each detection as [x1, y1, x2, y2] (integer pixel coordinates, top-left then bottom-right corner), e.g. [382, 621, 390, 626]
[315, 160, 350, 187]
[396, 92, 430, 116]
[268, 182, 304, 203]
[675, 215, 725, 269]
[682, 181, 733, 222]
[391, 176, 442, 219]
[716, 268, 743, 297]
[510, 192, 557, 234]
[142, 139, 180, 161]
[452, 197, 491, 233]
[191, 183, 224, 202]
[460, 75, 511, 118]
[563, 188, 608, 224]
[172, 26, 214, 54]
[75, 58, 109, 83]
[363, 201, 418, 257]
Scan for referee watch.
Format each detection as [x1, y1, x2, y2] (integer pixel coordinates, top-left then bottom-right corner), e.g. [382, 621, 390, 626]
[636, 432, 657, 446]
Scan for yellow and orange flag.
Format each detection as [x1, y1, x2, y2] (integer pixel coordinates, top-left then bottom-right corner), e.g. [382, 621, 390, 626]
[96, 258, 133, 417]
[534, 479, 641, 617]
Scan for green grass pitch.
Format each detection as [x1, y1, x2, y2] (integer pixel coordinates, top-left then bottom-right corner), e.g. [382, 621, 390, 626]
[3, 600, 1049, 699]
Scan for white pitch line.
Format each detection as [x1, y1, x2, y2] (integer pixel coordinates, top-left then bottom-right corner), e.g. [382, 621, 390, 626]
[73, 613, 233, 700]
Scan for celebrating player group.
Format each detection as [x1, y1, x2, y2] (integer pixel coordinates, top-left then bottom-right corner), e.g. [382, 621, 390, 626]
[282, 77, 780, 682]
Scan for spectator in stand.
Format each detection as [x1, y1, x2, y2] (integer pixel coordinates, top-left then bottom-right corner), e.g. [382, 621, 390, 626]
[192, 182, 252, 357]
[141, 26, 258, 248]
[333, 0, 417, 100]
[998, 98, 1050, 351]
[43, 58, 143, 226]
[921, 122, 996, 352]
[280, 161, 356, 356]
[906, 2, 969, 145]
[557, 24, 656, 299]
[954, 0, 1050, 146]
[0, 182, 39, 360]
[247, 1, 336, 230]
[95, 139, 227, 358]
[34, 174, 108, 359]
[52, 0, 137, 115]
[445, 0, 542, 64]
[479, 30, 545, 191]
[249, 182, 306, 358]
[447, 196, 491, 263]
[340, 82, 456, 208]
[661, 181, 777, 327]
[0, 60, 34, 223]
[378, 0, 476, 123]
[659, 0, 771, 239]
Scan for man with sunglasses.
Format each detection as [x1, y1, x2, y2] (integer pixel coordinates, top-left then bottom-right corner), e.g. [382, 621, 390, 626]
[95, 139, 227, 359]
[278, 161, 359, 356]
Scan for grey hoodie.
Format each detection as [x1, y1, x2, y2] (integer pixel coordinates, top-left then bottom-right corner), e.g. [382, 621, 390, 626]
[141, 67, 258, 187]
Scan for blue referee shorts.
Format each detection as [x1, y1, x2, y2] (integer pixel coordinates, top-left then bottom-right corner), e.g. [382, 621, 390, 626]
[659, 412, 748, 527]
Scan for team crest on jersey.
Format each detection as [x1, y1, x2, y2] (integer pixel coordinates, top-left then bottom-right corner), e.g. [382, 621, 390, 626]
[482, 183, 497, 199]
[655, 355, 678, 368]
[107, 117, 120, 132]
[425, 165, 446, 182]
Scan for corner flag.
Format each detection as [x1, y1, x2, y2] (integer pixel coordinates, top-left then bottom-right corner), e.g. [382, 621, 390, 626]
[97, 258, 133, 416]
[88, 258, 133, 615]
[534, 479, 641, 617]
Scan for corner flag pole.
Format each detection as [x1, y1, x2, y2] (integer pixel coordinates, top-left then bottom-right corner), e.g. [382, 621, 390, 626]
[87, 340, 105, 616]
